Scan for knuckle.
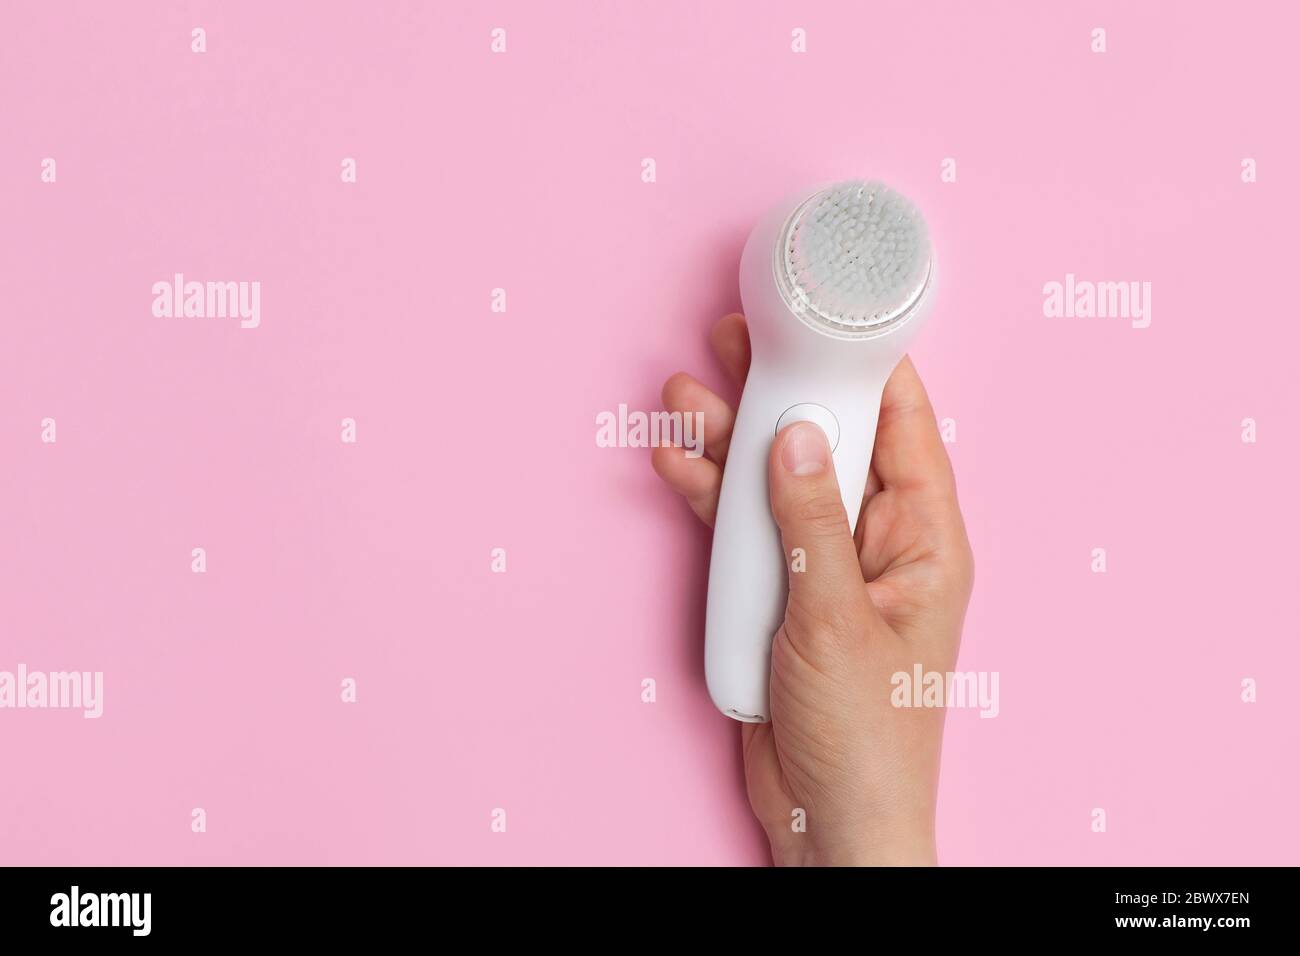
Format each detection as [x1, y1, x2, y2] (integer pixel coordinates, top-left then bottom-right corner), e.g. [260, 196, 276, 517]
[660, 371, 692, 408]
[784, 585, 864, 645]
[782, 491, 848, 536]
[945, 534, 976, 596]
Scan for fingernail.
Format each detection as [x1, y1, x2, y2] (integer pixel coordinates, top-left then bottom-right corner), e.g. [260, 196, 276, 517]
[781, 422, 829, 476]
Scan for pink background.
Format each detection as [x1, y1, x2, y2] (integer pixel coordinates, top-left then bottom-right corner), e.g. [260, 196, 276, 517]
[2, 1, 1297, 866]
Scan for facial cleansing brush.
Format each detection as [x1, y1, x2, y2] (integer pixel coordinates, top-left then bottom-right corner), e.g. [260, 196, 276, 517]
[705, 180, 936, 722]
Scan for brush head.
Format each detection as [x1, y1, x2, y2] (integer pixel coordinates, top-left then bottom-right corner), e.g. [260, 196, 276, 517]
[776, 180, 932, 338]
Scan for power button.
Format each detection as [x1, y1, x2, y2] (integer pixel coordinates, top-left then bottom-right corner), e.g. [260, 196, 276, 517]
[775, 403, 840, 452]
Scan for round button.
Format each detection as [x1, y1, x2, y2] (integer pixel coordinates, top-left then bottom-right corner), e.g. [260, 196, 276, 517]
[775, 403, 840, 452]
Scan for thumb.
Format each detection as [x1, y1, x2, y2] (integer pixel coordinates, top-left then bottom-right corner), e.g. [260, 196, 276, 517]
[768, 421, 874, 639]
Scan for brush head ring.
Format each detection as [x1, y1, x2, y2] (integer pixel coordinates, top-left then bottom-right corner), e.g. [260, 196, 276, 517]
[776, 180, 932, 339]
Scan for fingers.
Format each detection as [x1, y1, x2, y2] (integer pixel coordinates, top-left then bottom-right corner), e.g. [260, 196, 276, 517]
[652, 370, 736, 526]
[860, 356, 974, 608]
[651, 313, 751, 526]
[710, 313, 751, 387]
[768, 422, 882, 640]
[651, 444, 721, 526]
[871, 356, 955, 495]
[661, 372, 736, 465]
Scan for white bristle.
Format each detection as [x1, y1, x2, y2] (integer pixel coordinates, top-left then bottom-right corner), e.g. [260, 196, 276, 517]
[780, 180, 931, 335]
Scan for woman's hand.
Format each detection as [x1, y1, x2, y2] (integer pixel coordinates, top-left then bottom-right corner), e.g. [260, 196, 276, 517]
[652, 313, 974, 865]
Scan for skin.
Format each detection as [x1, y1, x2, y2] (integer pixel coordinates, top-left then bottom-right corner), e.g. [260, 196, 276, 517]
[651, 313, 975, 866]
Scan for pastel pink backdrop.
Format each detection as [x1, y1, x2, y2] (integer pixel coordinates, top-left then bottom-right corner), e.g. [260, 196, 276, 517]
[2, 1, 1297, 865]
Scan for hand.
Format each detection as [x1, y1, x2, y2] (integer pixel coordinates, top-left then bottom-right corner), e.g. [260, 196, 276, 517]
[652, 313, 974, 866]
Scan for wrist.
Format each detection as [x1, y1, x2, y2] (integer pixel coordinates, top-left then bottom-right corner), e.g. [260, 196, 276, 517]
[767, 822, 937, 867]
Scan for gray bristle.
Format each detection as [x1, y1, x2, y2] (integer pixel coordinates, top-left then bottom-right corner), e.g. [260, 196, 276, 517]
[781, 180, 931, 334]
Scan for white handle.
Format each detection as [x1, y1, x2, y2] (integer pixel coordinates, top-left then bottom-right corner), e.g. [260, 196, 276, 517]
[704, 360, 882, 721]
